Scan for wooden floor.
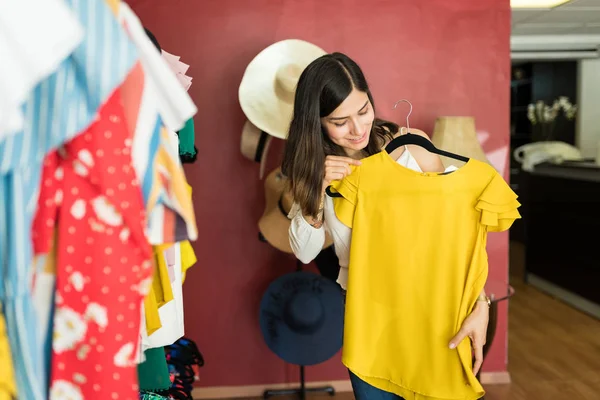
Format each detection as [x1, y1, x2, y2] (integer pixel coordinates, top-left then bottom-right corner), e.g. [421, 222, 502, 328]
[482, 242, 600, 400]
[234, 242, 600, 400]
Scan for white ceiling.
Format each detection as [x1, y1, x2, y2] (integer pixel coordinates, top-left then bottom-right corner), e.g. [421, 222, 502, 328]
[512, 0, 600, 35]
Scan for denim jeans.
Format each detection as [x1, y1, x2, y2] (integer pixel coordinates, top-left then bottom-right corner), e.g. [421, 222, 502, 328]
[348, 370, 405, 400]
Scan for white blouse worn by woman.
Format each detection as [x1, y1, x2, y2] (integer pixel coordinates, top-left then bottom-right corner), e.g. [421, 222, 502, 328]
[288, 148, 458, 290]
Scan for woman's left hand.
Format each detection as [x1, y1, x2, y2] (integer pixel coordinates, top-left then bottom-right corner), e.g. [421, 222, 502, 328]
[448, 302, 489, 376]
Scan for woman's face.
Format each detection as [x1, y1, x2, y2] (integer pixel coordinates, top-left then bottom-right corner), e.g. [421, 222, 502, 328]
[321, 88, 375, 157]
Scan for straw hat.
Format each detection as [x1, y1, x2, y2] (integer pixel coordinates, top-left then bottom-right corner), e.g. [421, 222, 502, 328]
[239, 39, 327, 140]
[258, 167, 332, 254]
[240, 120, 273, 179]
[431, 116, 490, 169]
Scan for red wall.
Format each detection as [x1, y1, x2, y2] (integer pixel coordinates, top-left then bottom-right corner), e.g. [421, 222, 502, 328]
[128, 0, 511, 388]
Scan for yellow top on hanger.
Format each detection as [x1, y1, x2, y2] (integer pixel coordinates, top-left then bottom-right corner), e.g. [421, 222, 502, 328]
[329, 152, 520, 400]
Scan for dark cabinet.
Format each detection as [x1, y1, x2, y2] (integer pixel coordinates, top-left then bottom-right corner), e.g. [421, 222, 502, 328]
[509, 61, 578, 243]
[523, 165, 600, 316]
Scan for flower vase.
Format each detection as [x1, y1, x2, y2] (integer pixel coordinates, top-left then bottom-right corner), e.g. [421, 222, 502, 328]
[532, 123, 554, 142]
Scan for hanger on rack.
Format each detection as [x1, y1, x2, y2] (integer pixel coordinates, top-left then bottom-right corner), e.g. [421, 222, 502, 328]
[384, 99, 469, 162]
[144, 27, 162, 52]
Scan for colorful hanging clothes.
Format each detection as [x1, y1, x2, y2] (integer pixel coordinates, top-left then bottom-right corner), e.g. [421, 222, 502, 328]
[33, 87, 153, 400]
[113, 4, 198, 362]
[0, 0, 84, 141]
[0, 1, 139, 399]
[0, 0, 138, 175]
[144, 127, 198, 244]
[143, 186, 196, 338]
[329, 152, 521, 400]
[141, 243, 185, 352]
[115, 2, 197, 245]
[164, 337, 204, 400]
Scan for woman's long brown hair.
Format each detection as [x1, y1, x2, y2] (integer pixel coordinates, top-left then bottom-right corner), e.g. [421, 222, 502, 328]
[282, 52, 398, 217]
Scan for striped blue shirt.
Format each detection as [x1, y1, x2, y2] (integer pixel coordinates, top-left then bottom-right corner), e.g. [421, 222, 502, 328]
[0, 0, 139, 398]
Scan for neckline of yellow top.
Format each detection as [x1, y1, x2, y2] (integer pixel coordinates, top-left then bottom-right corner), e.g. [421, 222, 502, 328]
[381, 149, 474, 179]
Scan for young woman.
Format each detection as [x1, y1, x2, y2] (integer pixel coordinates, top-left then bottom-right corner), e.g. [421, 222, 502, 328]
[282, 52, 490, 400]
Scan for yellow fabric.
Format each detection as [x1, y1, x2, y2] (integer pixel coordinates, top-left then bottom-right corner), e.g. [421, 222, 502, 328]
[179, 183, 197, 284]
[179, 240, 197, 284]
[143, 286, 162, 336]
[153, 244, 175, 307]
[0, 304, 17, 400]
[329, 152, 520, 400]
[144, 244, 175, 335]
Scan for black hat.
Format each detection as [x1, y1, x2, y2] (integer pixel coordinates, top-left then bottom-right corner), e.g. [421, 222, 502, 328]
[259, 271, 344, 366]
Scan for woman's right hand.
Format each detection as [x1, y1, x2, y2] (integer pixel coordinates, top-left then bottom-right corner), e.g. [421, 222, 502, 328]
[323, 155, 362, 190]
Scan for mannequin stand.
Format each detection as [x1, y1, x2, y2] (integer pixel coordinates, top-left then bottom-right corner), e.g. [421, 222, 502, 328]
[258, 233, 336, 399]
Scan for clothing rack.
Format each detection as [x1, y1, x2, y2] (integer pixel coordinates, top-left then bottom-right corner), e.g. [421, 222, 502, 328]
[0, 2, 200, 399]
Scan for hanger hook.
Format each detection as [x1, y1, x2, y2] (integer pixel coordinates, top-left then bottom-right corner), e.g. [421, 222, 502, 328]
[392, 99, 413, 132]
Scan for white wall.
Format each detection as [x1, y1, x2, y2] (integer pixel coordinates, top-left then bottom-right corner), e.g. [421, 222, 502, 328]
[577, 59, 600, 159]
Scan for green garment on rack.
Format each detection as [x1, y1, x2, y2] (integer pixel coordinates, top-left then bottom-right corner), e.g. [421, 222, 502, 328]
[178, 117, 196, 162]
[137, 347, 171, 392]
[139, 390, 171, 400]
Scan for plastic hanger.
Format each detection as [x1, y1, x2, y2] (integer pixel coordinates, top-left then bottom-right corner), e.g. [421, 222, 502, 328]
[384, 99, 469, 162]
[326, 99, 469, 198]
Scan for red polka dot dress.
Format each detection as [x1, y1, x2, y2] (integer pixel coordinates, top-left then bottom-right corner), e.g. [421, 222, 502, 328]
[32, 87, 153, 400]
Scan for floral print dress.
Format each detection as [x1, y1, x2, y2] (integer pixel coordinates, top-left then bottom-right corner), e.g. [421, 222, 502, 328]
[32, 87, 153, 400]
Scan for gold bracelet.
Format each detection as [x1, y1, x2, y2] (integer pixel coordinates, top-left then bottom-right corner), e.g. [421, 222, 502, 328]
[476, 294, 491, 307]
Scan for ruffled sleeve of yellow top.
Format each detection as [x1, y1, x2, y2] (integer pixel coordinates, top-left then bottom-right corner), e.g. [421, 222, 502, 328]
[0, 305, 17, 400]
[475, 172, 522, 232]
